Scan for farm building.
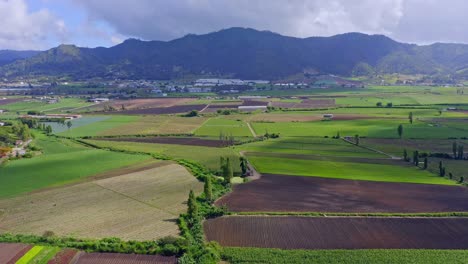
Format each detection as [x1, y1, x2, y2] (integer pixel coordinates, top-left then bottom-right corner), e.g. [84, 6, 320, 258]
[0, 122, 4, 126]
[88, 98, 110, 103]
[323, 114, 334, 120]
[238, 106, 268, 112]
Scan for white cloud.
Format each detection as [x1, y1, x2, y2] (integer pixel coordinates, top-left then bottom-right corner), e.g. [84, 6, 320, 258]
[73, 0, 405, 41]
[0, 0, 68, 50]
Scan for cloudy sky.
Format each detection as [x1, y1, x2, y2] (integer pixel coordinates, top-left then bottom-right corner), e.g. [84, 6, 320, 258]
[1, 0, 467, 50]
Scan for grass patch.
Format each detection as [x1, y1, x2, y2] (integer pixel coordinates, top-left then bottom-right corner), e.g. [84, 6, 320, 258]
[0, 134, 150, 198]
[84, 139, 241, 174]
[236, 137, 384, 158]
[16, 246, 45, 264]
[195, 117, 253, 137]
[57, 115, 139, 137]
[247, 155, 456, 185]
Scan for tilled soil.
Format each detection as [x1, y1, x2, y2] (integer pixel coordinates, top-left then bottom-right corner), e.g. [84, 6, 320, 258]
[215, 174, 468, 213]
[204, 216, 468, 249]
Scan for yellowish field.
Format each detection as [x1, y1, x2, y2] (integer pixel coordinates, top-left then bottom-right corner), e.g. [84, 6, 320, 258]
[97, 116, 208, 136]
[0, 163, 202, 241]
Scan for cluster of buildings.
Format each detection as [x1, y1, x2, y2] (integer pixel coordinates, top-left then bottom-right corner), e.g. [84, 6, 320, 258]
[194, 79, 269, 87]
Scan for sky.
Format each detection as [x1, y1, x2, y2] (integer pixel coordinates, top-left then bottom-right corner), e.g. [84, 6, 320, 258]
[1, 0, 467, 50]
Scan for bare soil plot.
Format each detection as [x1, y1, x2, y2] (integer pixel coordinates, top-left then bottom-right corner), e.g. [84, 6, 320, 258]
[215, 174, 468, 213]
[0, 243, 31, 264]
[116, 104, 206, 115]
[204, 216, 468, 249]
[249, 113, 374, 122]
[99, 137, 227, 147]
[0, 164, 202, 240]
[75, 252, 177, 264]
[0, 98, 24, 106]
[110, 98, 195, 109]
[47, 248, 79, 264]
[271, 99, 335, 109]
[96, 116, 207, 136]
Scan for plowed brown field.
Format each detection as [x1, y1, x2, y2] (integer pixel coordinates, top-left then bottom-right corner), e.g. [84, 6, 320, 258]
[204, 216, 468, 249]
[0, 243, 31, 264]
[215, 174, 468, 213]
[74, 253, 177, 264]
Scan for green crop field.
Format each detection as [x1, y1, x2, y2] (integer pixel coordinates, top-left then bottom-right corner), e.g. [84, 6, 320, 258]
[46, 116, 110, 134]
[247, 155, 456, 185]
[0, 134, 150, 198]
[84, 139, 241, 174]
[222, 247, 468, 264]
[251, 119, 468, 139]
[236, 137, 385, 158]
[195, 117, 254, 137]
[57, 115, 139, 137]
[1, 98, 93, 113]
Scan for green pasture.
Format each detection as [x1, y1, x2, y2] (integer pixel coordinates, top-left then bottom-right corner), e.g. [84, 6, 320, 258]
[85, 139, 241, 174]
[247, 155, 456, 185]
[0, 98, 92, 113]
[0, 134, 150, 198]
[251, 119, 468, 139]
[236, 137, 384, 158]
[195, 117, 253, 137]
[360, 138, 468, 157]
[222, 248, 468, 264]
[46, 116, 110, 134]
[57, 115, 138, 137]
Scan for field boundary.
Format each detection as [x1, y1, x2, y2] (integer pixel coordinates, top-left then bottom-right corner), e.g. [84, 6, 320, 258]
[341, 137, 399, 159]
[232, 212, 468, 218]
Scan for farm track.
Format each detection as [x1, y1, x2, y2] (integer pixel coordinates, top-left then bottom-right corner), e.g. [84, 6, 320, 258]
[216, 174, 468, 213]
[204, 216, 468, 249]
[246, 122, 257, 137]
[342, 137, 398, 159]
[93, 182, 178, 216]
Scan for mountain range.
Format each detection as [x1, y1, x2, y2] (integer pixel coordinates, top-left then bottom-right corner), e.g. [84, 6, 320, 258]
[0, 50, 40, 67]
[1, 27, 468, 80]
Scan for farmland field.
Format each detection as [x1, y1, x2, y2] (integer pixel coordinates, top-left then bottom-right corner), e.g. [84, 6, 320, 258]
[222, 248, 468, 264]
[0, 243, 32, 263]
[74, 252, 177, 264]
[246, 155, 455, 185]
[195, 117, 253, 137]
[236, 137, 385, 157]
[251, 119, 468, 138]
[57, 115, 139, 137]
[0, 134, 150, 198]
[216, 174, 468, 212]
[204, 216, 468, 249]
[0, 163, 202, 240]
[85, 139, 241, 174]
[117, 104, 206, 115]
[0, 98, 93, 113]
[99, 136, 229, 147]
